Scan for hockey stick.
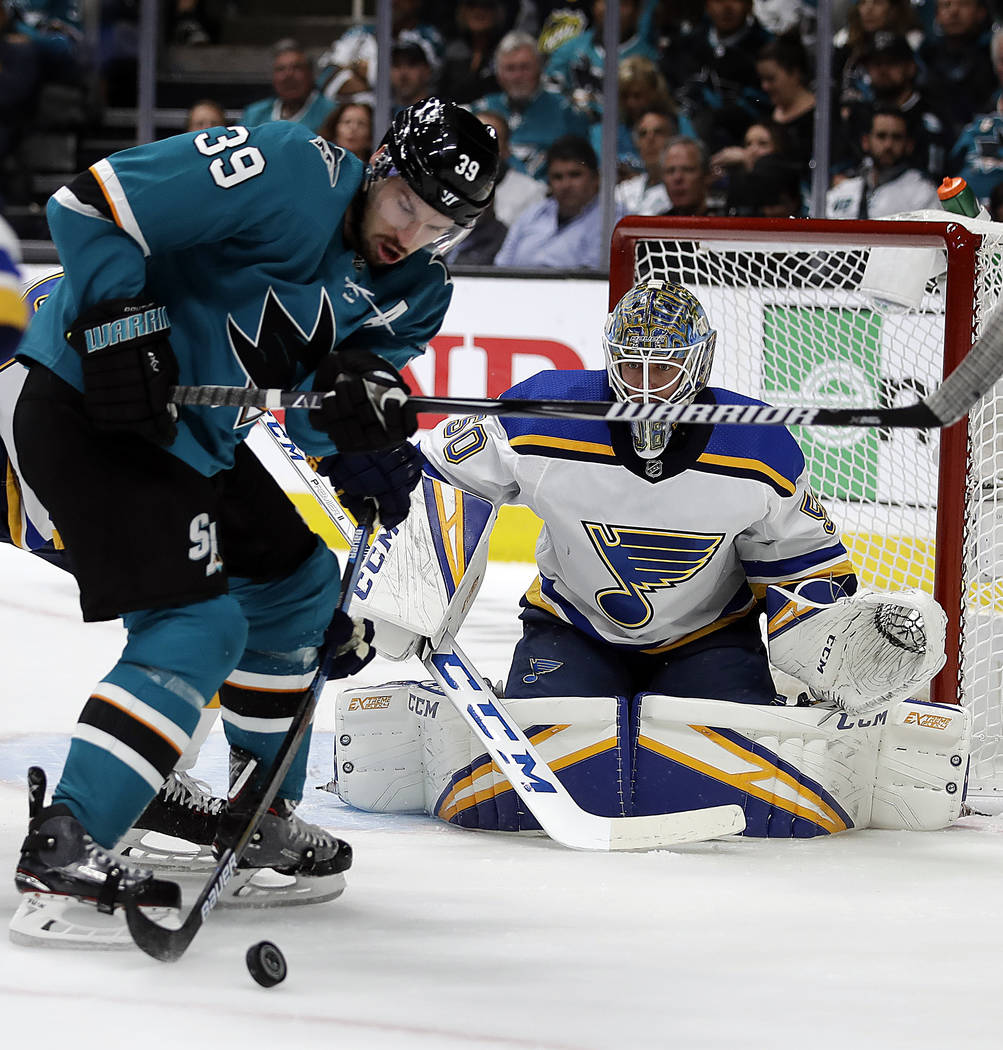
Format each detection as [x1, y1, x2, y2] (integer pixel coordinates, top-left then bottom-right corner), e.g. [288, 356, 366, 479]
[124, 508, 374, 961]
[170, 297, 1003, 431]
[259, 417, 747, 850]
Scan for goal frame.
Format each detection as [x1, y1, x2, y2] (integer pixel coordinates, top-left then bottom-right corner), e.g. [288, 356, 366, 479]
[609, 215, 985, 708]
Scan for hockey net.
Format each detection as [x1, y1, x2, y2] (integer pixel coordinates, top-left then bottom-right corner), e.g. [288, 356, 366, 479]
[608, 214, 1003, 803]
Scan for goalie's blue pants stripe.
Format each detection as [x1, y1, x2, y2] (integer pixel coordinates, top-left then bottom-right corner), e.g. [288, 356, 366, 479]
[504, 609, 777, 704]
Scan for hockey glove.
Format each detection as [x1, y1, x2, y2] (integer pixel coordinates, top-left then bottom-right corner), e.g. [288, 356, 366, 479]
[309, 349, 417, 453]
[65, 295, 179, 446]
[318, 442, 421, 531]
[324, 610, 376, 679]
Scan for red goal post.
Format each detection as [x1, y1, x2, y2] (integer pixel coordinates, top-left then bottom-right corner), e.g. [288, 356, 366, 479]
[609, 214, 1003, 799]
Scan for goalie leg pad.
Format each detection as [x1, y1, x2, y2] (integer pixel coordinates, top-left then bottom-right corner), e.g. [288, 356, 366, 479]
[334, 683, 627, 832]
[870, 699, 971, 830]
[633, 694, 883, 837]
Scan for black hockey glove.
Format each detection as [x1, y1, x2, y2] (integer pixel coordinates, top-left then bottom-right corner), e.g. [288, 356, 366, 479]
[324, 610, 376, 679]
[65, 295, 179, 446]
[309, 349, 417, 453]
[319, 442, 422, 531]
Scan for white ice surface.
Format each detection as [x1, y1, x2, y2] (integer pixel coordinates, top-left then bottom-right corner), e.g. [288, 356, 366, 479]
[3, 542, 1003, 1049]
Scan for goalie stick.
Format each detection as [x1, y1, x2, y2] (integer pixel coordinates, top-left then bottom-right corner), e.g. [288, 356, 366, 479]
[170, 294, 1003, 431]
[124, 508, 374, 962]
[259, 417, 746, 850]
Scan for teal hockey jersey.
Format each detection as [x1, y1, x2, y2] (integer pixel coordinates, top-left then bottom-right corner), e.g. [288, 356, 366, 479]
[17, 121, 453, 476]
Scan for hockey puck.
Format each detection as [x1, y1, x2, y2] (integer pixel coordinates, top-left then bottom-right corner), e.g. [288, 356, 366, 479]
[246, 941, 287, 987]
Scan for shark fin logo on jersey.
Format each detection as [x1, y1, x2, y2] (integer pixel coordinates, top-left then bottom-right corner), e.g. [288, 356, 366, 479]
[522, 658, 563, 685]
[309, 136, 344, 187]
[584, 522, 724, 629]
[227, 286, 336, 396]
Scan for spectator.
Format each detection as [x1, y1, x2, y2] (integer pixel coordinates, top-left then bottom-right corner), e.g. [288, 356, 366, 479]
[0, 4, 40, 166]
[168, 0, 216, 45]
[826, 105, 940, 217]
[476, 110, 548, 225]
[472, 31, 590, 180]
[545, 0, 660, 122]
[317, 101, 374, 161]
[590, 54, 678, 179]
[659, 135, 723, 216]
[947, 29, 1003, 203]
[185, 98, 227, 132]
[243, 40, 334, 133]
[714, 120, 786, 207]
[842, 32, 951, 180]
[316, 0, 444, 102]
[727, 152, 805, 215]
[9, 0, 85, 84]
[917, 0, 994, 145]
[756, 32, 846, 186]
[438, 0, 505, 105]
[391, 30, 441, 110]
[495, 134, 621, 268]
[989, 178, 1003, 220]
[614, 107, 677, 214]
[445, 200, 509, 265]
[663, 0, 773, 155]
[834, 0, 923, 107]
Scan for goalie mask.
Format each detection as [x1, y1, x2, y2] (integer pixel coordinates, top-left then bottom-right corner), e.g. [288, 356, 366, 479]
[368, 97, 499, 256]
[603, 281, 717, 458]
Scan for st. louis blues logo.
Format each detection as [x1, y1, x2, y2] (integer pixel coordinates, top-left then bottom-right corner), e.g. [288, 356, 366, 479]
[522, 658, 564, 685]
[584, 521, 723, 629]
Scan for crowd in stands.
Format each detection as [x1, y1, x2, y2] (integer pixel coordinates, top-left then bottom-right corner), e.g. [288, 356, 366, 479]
[9, 0, 1003, 269]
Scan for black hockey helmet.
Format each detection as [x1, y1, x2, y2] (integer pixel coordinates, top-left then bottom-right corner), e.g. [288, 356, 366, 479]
[377, 98, 499, 230]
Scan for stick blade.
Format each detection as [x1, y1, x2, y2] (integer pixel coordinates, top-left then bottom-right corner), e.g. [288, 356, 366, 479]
[125, 895, 192, 962]
[606, 804, 746, 851]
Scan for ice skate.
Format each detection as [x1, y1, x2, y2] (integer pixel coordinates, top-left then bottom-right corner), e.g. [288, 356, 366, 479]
[118, 771, 224, 870]
[214, 748, 352, 907]
[10, 768, 180, 949]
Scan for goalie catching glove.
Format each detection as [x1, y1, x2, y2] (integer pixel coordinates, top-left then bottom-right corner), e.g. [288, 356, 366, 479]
[318, 442, 422, 531]
[65, 294, 178, 446]
[767, 580, 948, 715]
[310, 349, 417, 453]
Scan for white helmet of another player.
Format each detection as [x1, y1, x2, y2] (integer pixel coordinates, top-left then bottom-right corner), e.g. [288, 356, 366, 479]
[603, 280, 717, 458]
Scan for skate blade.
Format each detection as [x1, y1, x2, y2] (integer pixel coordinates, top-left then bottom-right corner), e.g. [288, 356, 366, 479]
[118, 829, 216, 871]
[9, 893, 176, 950]
[219, 867, 347, 908]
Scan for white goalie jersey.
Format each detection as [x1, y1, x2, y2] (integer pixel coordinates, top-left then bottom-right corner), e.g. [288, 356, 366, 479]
[420, 370, 855, 652]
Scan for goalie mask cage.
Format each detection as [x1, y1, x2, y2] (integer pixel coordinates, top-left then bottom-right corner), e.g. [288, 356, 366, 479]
[609, 214, 1003, 803]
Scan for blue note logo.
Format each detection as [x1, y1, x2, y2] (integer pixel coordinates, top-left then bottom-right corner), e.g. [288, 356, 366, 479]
[584, 521, 723, 629]
[522, 658, 563, 685]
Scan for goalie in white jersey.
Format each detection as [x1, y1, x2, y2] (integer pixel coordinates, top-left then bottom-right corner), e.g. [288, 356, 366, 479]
[421, 279, 862, 704]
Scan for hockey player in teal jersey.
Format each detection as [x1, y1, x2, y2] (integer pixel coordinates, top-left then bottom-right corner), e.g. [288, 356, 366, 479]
[420, 280, 859, 705]
[9, 97, 499, 946]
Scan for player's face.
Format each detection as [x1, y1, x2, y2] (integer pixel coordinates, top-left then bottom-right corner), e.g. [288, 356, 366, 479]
[360, 174, 455, 266]
[496, 46, 541, 102]
[615, 360, 684, 402]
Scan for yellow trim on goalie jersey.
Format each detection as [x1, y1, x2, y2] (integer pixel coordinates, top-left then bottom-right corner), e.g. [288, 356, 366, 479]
[695, 452, 797, 496]
[509, 434, 616, 457]
[640, 603, 757, 654]
[0, 284, 27, 332]
[431, 478, 467, 587]
[637, 726, 850, 834]
[523, 575, 562, 618]
[436, 729, 620, 823]
[6, 460, 24, 549]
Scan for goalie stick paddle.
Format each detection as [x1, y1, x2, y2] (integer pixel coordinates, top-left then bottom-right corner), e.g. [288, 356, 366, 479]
[170, 295, 1003, 431]
[124, 508, 374, 962]
[259, 416, 747, 850]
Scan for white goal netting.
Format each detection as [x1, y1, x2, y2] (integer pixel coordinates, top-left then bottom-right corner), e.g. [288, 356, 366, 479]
[614, 213, 1003, 803]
